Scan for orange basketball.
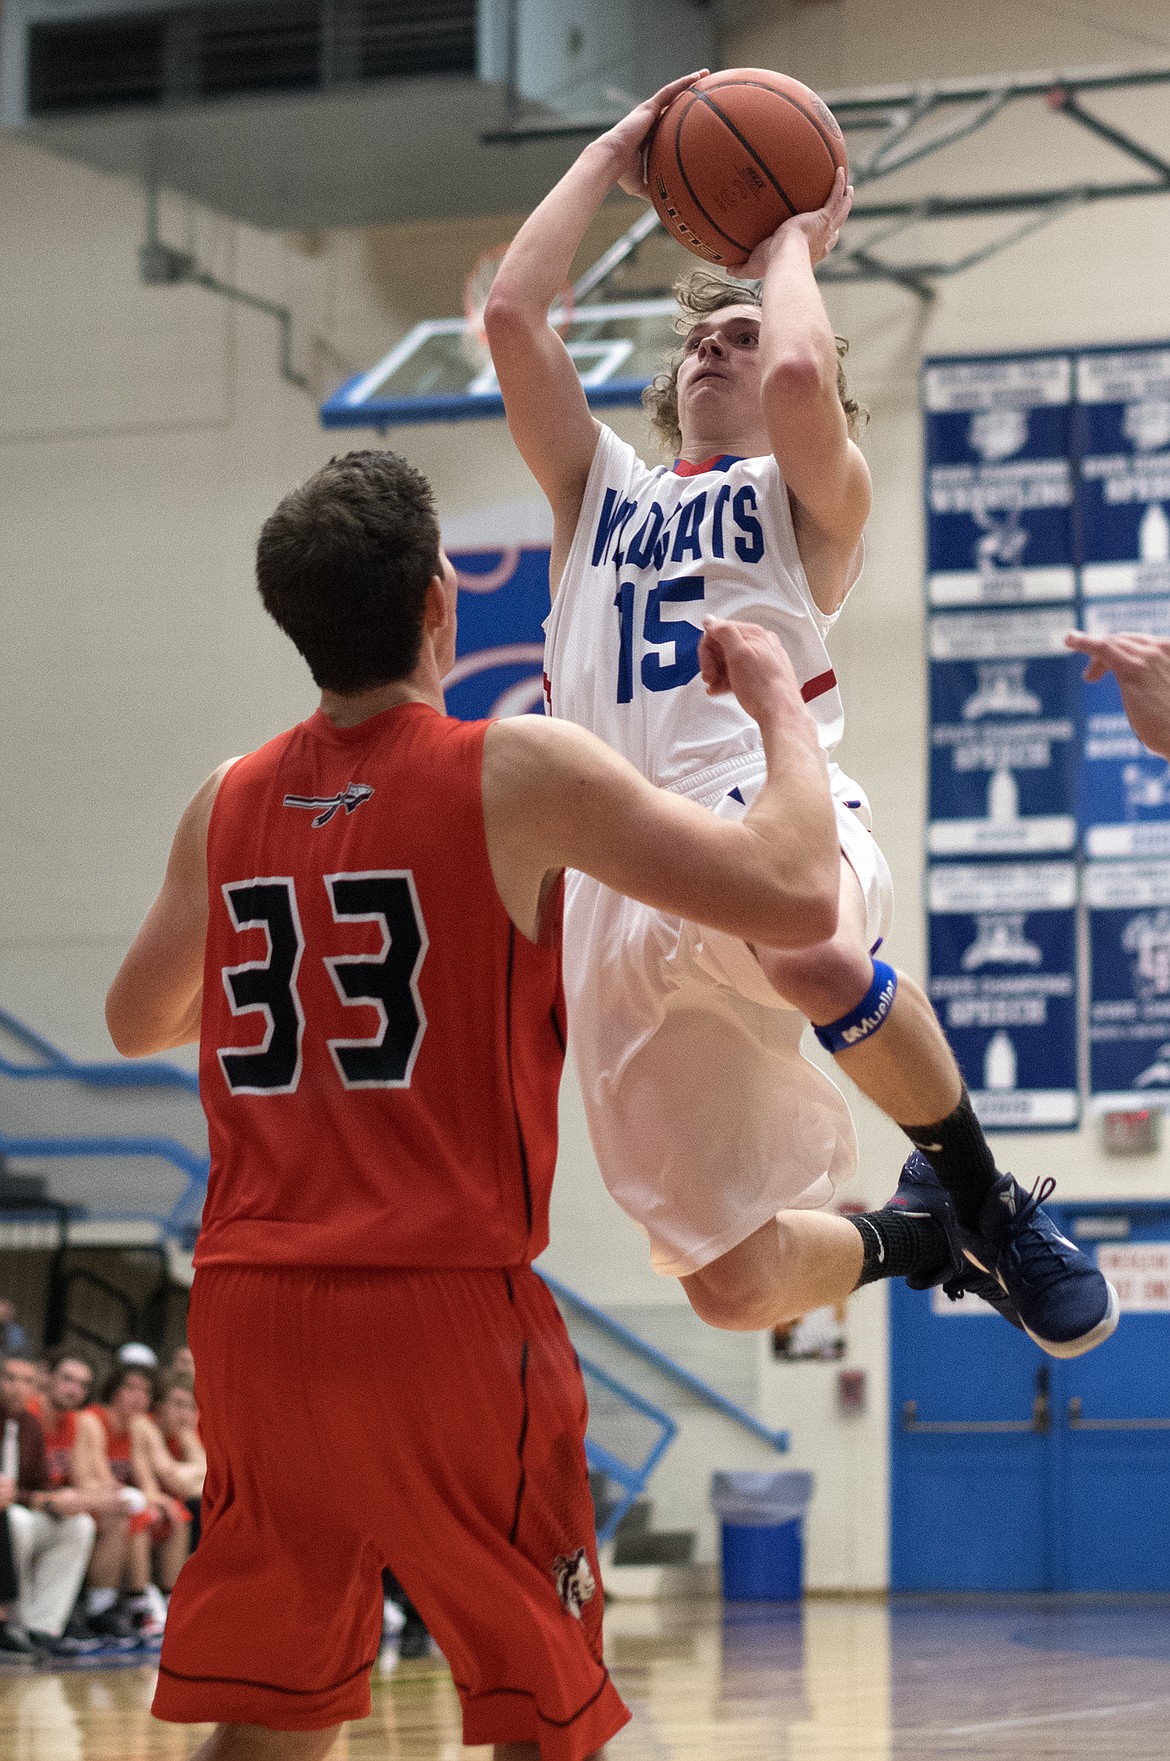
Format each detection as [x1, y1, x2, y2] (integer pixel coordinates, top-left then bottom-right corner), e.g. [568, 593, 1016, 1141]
[646, 69, 847, 269]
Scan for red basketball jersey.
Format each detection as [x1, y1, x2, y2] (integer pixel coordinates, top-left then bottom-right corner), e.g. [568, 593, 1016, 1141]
[92, 1405, 135, 1486]
[28, 1398, 77, 1489]
[196, 701, 565, 1270]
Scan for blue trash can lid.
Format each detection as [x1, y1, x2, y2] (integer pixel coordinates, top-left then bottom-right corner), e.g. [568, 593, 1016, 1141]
[711, 1469, 813, 1524]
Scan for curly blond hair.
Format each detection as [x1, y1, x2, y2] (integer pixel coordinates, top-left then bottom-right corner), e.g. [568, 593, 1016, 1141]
[642, 269, 867, 456]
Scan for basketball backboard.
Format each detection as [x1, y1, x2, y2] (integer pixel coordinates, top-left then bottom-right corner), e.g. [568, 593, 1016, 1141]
[319, 296, 679, 429]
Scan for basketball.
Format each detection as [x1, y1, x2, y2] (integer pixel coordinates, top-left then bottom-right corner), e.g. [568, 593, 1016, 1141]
[646, 69, 847, 269]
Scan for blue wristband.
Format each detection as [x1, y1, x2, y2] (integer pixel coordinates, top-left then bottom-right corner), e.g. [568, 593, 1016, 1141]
[813, 960, 898, 1054]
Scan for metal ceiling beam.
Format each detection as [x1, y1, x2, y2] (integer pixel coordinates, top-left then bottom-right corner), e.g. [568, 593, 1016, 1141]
[558, 59, 1170, 303]
[1050, 86, 1170, 183]
[485, 57, 1170, 143]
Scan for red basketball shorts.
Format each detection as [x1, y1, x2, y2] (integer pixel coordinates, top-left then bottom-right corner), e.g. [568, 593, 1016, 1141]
[153, 1262, 629, 1759]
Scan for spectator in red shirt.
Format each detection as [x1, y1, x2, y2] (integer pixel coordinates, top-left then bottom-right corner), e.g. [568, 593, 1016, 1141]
[141, 1372, 205, 1551]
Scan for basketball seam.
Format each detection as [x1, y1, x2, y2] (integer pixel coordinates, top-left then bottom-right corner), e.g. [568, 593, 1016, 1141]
[696, 91, 812, 221]
[669, 95, 756, 259]
[706, 76, 842, 169]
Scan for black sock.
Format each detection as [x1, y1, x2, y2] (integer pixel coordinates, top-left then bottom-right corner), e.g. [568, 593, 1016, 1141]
[849, 1209, 951, 1288]
[902, 1086, 1001, 1229]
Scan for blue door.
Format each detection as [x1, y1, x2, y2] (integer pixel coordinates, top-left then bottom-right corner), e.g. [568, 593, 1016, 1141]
[890, 1200, 1170, 1591]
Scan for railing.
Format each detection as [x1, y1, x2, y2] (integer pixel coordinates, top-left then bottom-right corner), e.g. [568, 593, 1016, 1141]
[0, 1129, 208, 1241]
[0, 1005, 199, 1094]
[0, 1007, 208, 1237]
[577, 1355, 677, 1544]
[541, 1271, 789, 1452]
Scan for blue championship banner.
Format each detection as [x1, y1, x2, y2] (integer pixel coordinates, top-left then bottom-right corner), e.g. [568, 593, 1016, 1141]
[928, 607, 1078, 857]
[928, 863, 1079, 1129]
[1079, 596, 1170, 858]
[445, 547, 550, 720]
[1077, 347, 1170, 603]
[1086, 860, 1170, 1109]
[923, 353, 1076, 609]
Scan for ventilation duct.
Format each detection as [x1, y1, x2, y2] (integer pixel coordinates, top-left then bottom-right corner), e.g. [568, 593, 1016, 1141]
[1, 0, 715, 228]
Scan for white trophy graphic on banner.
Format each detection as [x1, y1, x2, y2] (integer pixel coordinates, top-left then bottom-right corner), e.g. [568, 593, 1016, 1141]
[962, 661, 1042, 720]
[984, 1031, 1018, 1092]
[962, 913, 1043, 971]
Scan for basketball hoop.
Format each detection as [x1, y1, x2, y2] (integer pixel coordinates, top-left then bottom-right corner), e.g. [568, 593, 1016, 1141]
[461, 243, 575, 372]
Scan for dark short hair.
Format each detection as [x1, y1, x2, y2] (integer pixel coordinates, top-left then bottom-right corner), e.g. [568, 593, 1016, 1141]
[157, 1370, 196, 1404]
[255, 450, 442, 694]
[101, 1362, 159, 1405]
[46, 1346, 97, 1381]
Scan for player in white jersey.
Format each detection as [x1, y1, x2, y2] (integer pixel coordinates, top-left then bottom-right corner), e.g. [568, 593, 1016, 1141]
[485, 74, 1117, 1359]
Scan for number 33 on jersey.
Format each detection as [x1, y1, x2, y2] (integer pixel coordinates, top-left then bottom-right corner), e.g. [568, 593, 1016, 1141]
[197, 702, 565, 1271]
[217, 870, 427, 1095]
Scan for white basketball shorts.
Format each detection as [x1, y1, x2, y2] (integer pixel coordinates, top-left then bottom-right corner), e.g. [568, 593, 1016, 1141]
[564, 761, 895, 1278]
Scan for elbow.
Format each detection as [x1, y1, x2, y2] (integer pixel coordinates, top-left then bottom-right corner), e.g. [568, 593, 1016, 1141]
[105, 992, 152, 1061]
[483, 283, 536, 347]
[481, 286, 511, 343]
[762, 351, 833, 413]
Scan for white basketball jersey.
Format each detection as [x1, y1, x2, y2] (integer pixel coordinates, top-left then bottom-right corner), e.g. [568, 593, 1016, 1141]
[544, 426, 846, 795]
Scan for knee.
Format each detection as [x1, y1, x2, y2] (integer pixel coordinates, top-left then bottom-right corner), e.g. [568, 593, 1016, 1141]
[4, 1503, 32, 1551]
[64, 1512, 97, 1553]
[683, 1262, 786, 1333]
[761, 936, 875, 1024]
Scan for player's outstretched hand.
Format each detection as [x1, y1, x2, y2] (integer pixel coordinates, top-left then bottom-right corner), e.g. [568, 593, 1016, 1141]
[599, 72, 709, 199]
[1065, 629, 1170, 760]
[740, 166, 852, 280]
[699, 617, 804, 723]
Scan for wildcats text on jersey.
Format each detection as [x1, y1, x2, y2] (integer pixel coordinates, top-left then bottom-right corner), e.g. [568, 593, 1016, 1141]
[591, 478, 765, 573]
[546, 427, 847, 795]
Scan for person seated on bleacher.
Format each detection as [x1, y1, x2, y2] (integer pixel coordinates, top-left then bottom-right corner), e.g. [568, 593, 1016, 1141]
[92, 1361, 188, 1639]
[29, 1348, 142, 1647]
[141, 1371, 205, 1548]
[167, 1343, 196, 1379]
[0, 1353, 96, 1655]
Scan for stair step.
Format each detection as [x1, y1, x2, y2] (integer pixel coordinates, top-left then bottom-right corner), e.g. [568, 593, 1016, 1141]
[612, 1528, 696, 1567]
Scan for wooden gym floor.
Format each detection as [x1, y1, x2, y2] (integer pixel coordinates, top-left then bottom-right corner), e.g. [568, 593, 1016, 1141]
[5, 1593, 1170, 1758]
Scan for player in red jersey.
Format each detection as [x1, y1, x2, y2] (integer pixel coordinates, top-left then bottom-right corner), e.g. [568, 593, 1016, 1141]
[106, 448, 841, 1761]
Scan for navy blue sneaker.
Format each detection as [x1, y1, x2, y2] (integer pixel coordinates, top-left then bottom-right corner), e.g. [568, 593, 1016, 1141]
[961, 1173, 1119, 1359]
[885, 1152, 1025, 1329]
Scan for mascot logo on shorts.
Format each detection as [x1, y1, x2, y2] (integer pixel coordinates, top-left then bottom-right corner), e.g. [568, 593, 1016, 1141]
[552, 1548, 596, 1619]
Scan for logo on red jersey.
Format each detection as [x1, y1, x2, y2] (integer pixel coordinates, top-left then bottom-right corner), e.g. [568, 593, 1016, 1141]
[283, 783, 374, 828]
[551, 1548, 596, 1619]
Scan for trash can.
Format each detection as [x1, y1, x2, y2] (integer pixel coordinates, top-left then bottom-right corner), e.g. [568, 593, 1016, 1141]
[711, 1470, 813, 1602]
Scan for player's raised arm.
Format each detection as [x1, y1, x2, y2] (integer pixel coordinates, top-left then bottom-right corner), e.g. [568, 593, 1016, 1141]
[743, 168, 871, 616]
[1065, 629, 1170, 760]
[106, 763, 235, 1058]
[484, 74, 705, 583]
[483, 619, 839, 946]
